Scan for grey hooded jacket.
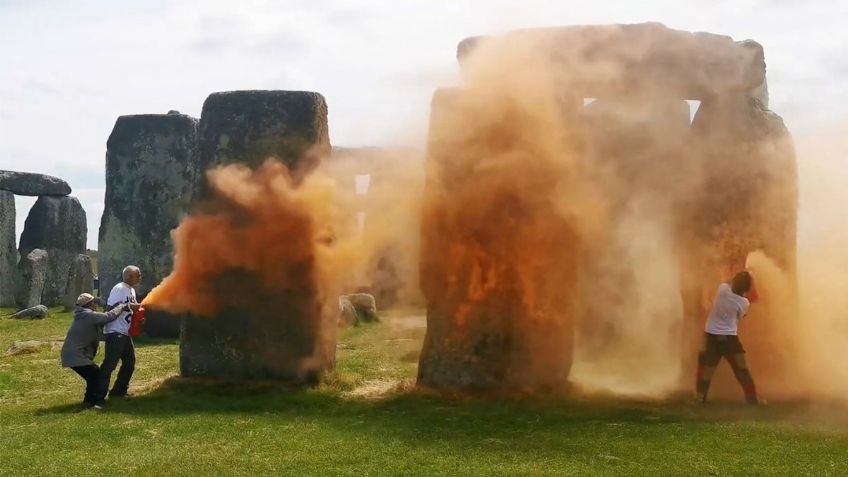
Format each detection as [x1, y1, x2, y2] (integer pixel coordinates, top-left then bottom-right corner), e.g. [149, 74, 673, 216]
[60, 304, 130, 368]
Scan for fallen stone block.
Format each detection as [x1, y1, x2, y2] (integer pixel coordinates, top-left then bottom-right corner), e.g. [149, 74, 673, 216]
[7, 305, 49, 320]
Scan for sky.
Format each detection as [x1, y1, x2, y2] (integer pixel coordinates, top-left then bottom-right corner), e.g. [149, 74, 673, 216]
[1, 0, 846, 249]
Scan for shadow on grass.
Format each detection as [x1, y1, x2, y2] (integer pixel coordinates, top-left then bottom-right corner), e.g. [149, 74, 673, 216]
[84, 383, 702, 450]
[33, 402, 94, 415]
[34, 375, 838, 440]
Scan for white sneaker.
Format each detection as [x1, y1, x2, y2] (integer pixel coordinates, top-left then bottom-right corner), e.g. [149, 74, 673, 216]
[93, 404, 104, 410]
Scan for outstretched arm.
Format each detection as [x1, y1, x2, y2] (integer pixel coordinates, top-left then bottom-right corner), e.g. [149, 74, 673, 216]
[90, 303, 131, 325]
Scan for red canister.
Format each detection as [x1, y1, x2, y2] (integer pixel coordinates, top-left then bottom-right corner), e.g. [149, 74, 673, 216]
[129, 306, 146, 337]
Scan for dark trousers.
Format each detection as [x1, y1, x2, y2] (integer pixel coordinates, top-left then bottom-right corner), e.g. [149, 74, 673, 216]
[695, 333, 758, 404]
[99, 333, 135, 398]
[71, 364, 101, 405]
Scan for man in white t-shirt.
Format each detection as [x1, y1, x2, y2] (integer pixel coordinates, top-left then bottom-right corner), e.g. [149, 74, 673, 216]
[695, 271, 760, 405]
[97, 265, 142, 401]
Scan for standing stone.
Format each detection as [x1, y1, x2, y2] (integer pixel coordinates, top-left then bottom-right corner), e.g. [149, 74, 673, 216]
[0, 170, 72, 196]
[345, 293, 379, 322]
[417, 88, 579, 392]
[180, 90, 333, 381]
[63, 254, 93, 310]
[0, 191, 15, 307]
[19, 196, 87, 306]
[98, 113, 198, 302]
[15, 248, 48, 309]
[142, 308, 182, 338]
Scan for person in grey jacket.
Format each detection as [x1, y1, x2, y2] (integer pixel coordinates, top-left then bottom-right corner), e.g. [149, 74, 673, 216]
[61, 293, 136, 408]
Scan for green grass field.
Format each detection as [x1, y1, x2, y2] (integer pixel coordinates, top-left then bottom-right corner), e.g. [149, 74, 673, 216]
[1, 308, 847, 476]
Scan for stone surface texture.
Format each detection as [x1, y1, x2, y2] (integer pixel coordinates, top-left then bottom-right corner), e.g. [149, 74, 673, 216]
[0, 170, 71, 196]
[7, 305, 49, 320]
[63, 254, 94, 310]
[19, 196, 86, 306]
[98, 113, 199, 299]
[180, 90, 334, 382]
[0, 191, 15, 306]
[15, 249, 49, 309]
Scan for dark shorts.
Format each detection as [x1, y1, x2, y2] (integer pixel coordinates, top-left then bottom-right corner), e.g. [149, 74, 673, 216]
[703, 332, 745, 360]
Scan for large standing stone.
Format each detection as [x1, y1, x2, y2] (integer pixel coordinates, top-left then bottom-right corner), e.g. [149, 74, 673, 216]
[0, 191, 15, 307]
[417, 88, 579, 392]
[0, 170, 71, 196]
[98, 112, 198, 300]
[180, 90, 333, 381]
[19, 196, 87, 306]
[15, 248, 48, 309]
[62, 254, 93, 310]
[142, 308, 182, 338]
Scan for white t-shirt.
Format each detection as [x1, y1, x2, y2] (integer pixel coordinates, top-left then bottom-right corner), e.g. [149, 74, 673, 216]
[104, 282, 137, 336]
[705, 283, 750, 336]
